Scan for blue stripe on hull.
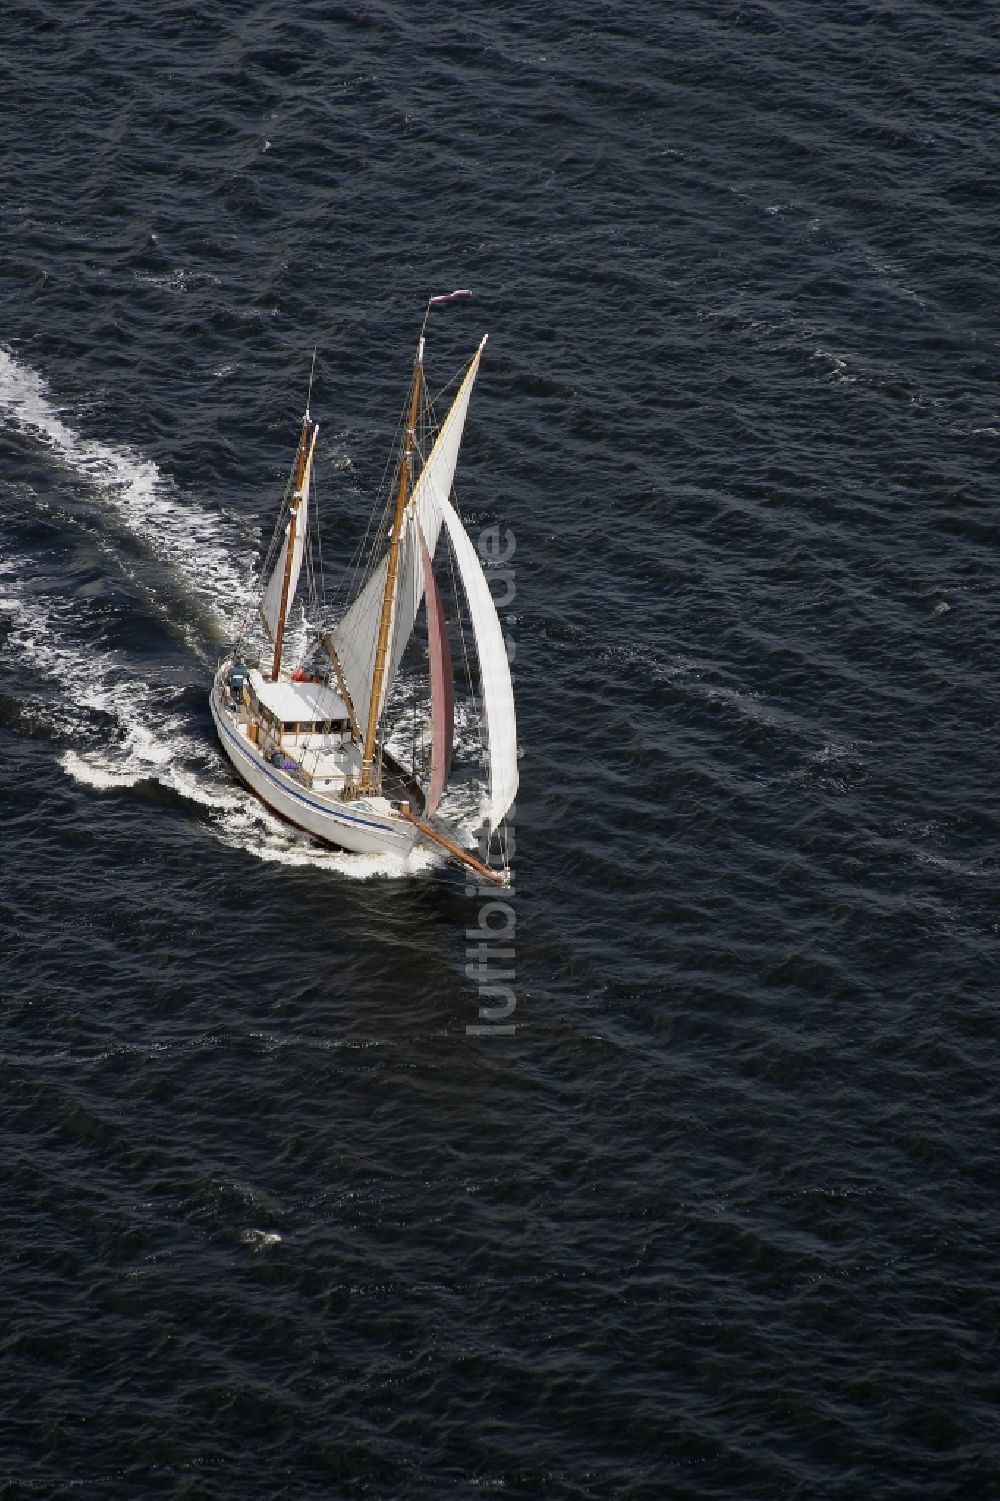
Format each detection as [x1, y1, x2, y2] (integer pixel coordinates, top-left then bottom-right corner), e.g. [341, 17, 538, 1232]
[210, 685, 415, 854]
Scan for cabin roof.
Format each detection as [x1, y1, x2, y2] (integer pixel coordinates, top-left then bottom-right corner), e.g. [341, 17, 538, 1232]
[248, 669, 348, 724]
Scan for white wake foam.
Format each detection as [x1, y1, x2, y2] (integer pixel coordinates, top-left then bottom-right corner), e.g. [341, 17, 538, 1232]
[0, 344, 255, 637]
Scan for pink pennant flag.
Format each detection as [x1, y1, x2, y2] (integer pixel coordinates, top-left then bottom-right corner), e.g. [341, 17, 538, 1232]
[428, 289, 472, 306]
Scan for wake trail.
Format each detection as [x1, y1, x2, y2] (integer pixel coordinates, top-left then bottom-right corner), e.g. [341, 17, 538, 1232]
[0, 345, 255, 637]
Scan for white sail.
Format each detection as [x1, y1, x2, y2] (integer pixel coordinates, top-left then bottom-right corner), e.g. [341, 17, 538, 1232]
[330, 339, 486, 734]
[329, 554, 385, 733]
[438, 492, 517, 832]
[260, 426, 317, 641]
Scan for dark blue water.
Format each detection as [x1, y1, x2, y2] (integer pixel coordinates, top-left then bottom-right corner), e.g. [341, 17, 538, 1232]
[2, 3, 999, 1496]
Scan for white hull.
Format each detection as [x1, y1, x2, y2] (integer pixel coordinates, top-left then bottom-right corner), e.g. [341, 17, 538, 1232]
[209, 671, 418, 860]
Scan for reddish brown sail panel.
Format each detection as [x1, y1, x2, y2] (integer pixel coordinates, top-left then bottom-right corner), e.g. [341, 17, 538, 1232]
[415, 516, 454, 817]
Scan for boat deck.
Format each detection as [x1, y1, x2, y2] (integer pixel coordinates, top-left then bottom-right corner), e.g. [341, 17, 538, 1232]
[223, 696, 424, 812]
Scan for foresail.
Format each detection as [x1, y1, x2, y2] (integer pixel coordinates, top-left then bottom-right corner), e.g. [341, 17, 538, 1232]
[260, 433, 314, 642]
[438, 492, 517, 832]
[415, 517, 453, 817]
[330, 338, 486, 734]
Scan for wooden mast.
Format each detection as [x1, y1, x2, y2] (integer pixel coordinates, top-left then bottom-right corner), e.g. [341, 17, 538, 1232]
[269, 418, 314, 681]
[360, 337, 423, 791]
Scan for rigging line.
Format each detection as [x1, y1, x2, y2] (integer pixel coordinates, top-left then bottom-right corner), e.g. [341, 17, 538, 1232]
[423, 364, 466, 417]
[321, 396, 409, 624]
[326, 466, 398, 632]
[410, 377, 442, 475]
[311, 449, 326, 606]
[305, 347, 317, 419]
[327, 389, 431, 672]
[304, 528, 326, 637]
[337, 388, 412, 608]
[304, 545, 318, 621]
[302, 467, 318, 618]
[327, 346, 462, 629]
[345, 470, 393, 592]
[326, 500, 386, 624]
[309, 444, 367, 615]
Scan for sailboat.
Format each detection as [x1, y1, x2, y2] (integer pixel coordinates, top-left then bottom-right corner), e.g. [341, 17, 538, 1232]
[209, 294, 516, 886]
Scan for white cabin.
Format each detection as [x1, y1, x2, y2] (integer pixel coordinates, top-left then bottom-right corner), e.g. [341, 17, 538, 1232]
[240, 669, 361, 790]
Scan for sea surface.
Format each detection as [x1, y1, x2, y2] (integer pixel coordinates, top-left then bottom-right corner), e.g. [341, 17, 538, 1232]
[2, 3, 999, 1496]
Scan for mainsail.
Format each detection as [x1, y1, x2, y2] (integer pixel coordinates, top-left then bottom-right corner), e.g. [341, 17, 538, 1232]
[330, 339, 486, 735]
[438, 492, 517, 832]
[260, 425, 317, 642]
